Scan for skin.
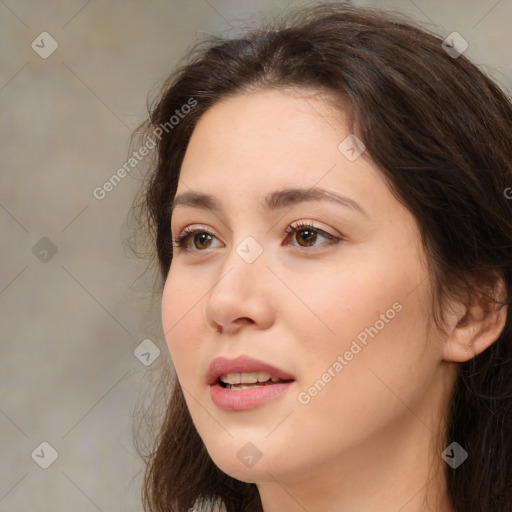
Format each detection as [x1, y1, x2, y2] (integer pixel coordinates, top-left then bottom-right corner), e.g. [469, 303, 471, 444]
[162, 88, 507, 512]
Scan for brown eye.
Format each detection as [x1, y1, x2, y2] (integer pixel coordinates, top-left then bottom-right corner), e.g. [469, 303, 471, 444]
[295, 228, 318, 247]
[286, 222, 340, 249]
[172, 227, 221, 251]
[193, 232, 213, 250]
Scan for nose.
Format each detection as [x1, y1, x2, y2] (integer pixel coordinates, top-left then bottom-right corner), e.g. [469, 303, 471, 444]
[203, 243, 275, 335]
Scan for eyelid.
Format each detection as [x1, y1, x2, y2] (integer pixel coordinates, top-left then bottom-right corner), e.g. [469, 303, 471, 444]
[287, 220, 340, 239]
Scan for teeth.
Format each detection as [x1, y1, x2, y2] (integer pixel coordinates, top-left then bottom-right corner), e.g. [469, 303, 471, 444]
[242, 372, 258, 384]
[220, 373, 241, 385]
[257, 372, 272, 382]
[219, 371, 280, 384]
[227, 384, 265, 390]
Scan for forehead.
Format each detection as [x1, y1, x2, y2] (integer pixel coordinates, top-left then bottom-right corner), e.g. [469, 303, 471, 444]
[175, 87, 393, 222]
[188, 87, 343, 145]
[180, 88, 352, 183]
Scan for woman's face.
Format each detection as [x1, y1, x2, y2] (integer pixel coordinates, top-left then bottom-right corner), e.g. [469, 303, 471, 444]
[162, 88, 453, 487]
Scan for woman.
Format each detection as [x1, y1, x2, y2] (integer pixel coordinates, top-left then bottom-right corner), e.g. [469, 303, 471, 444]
[132, 3, 512, 511]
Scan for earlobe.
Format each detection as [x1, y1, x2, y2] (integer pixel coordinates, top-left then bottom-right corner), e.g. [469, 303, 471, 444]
[442, 278, 508, 363]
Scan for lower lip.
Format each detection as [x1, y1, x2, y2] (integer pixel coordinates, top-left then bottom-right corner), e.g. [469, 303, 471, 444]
[210, 381, 294, 411]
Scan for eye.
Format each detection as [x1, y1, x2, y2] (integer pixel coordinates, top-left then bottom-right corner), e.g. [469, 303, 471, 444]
[171, 221, 342, 253]
[171, 226, 221, 251]
[284, 221, 341, 248]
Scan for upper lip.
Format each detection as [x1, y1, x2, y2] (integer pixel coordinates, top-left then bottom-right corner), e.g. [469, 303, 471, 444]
[207, 355, 296, 386]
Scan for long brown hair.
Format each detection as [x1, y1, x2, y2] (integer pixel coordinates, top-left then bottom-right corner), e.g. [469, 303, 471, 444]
[132, 3, 512, 511]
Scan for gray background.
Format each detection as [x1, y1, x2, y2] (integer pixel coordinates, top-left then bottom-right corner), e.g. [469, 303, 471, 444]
[1, 0, 511, 511]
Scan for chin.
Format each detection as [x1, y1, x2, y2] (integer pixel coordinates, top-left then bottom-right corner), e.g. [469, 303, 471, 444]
[211, 457, 265, 483]
[205, 444, 283, 484]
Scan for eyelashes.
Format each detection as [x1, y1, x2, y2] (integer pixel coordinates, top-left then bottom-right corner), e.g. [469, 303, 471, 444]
[172, 226, 218, 252]
[283, 221, 341, 248]
[171, 221, 342, 252]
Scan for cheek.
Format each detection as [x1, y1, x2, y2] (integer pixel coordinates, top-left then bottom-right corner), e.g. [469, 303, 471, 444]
[161, 268, 204, 376]
[299, 273, 432, 414]
[289, 247, 432, 403]
[282, 255, 416, 350]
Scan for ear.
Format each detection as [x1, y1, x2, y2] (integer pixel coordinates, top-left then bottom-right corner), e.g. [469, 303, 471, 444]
[442, 275, 508, 363]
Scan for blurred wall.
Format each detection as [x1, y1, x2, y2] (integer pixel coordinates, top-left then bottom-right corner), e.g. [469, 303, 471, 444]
[1, 1, 510, 510]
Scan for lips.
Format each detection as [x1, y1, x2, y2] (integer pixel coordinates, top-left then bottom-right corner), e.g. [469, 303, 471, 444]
[208, 355, 296, 411]
[206, 355, 295, 386]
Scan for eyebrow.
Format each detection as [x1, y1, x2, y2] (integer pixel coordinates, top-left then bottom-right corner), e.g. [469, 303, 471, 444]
[170, 187, 367, 217]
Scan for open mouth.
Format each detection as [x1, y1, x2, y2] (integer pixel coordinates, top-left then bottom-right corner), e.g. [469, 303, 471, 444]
[217, 372, 294, 390]
[207, 357, 296, 410]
